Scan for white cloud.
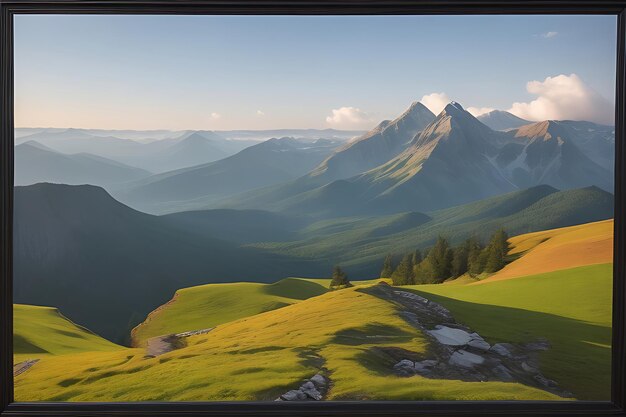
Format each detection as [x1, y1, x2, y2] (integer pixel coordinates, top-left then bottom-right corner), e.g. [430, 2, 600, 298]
[508, 74, 613, 124]
[325, 106, 373, 129]
[541, 31, 558, 38]
[210, 112, 221, 120]
[467, 106, 495, 117]
[420, 92, 451, 115]
[256, 110, 265, 116]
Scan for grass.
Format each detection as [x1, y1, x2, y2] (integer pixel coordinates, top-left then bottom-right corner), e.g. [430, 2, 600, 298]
[131, 278, 329, 345]
[14, 221, 612, 401]
[482, 219, 613, 282]
[13, 304, 123, 363]
[131, 276, 386, 345]
[407, 263, 612, 400]
[15, 286, 560, 401]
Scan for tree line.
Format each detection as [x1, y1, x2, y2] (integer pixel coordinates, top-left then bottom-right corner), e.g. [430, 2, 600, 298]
[380, 229, 510, 285]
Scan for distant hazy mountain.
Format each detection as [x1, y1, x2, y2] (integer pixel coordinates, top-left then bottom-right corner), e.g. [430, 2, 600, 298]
[15, 127, 187, 141]
[309, 101, 436, 182]
[140, 132, 231, 173]
[15, 129, 257, 173]
[477, 110, 531, 130]
[499, 120, 614, 191]
[548, 120, 615, 169]
[216, 128, 364, 141]
[15, 141, 151, 187]
[13, 183, 303, 343]
[114, 137, 342, 214]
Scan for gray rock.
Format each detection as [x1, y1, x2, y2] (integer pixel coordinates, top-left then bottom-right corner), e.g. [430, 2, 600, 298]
[310, 374, 326, 387]
[280, 390, 308, 401]
[301, 381, 315, 391]
[428, 326, 473, 346]
[467, 338, 491, 351]
[490, 343, 514, 358]
[394, 359, 415, 369]
[302, 386, 323, 400]
[521, 361, 539, 373]
[449, 350, 485, 368]
[414, 359, 438, 373]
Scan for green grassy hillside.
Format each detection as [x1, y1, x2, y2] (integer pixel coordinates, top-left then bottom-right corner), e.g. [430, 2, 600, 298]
[14, 222, 613, 401]
[409, 263, 612, 400]
[131, 278, 329, 345]
[15, 286, 559, 402]
[14, 304, 122, 363]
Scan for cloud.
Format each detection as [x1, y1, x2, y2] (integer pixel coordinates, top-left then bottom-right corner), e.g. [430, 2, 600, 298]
[541, 31, 558, 39]
[210, 112, 221, 120]
[256, 110, 265, 116]
[508, 74, 613, 124]
[420, 92, 451, 115]
[325, 106, 373, 129]
[467, 106, 495, 117]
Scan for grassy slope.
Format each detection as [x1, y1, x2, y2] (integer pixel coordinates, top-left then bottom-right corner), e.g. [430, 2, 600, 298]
[131, 278, 329, 345]
[409, 264, 612, 400]
[480, 219, 613, 283]
[15, 286, 559, 402]
[14, 304, 122, 363]
[14, 221, 612, 401]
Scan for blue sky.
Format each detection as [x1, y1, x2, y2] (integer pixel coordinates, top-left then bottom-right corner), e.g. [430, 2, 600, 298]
[14, 14, 617, 129]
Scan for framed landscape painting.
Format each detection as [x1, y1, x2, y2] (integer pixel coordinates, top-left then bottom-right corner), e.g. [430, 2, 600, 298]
[1, 1, 625, 417]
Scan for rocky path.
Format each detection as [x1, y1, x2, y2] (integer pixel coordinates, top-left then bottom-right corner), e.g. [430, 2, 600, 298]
[275, 373, 329, 401]
[13, 359, 39, 377]
[362, 283, 573, 398]
[145, 327, 214, 357]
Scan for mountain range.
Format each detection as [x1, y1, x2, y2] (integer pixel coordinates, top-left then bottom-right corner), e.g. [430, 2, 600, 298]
[210, 102, 613, 218]
[15, 141, 151, 187]
[15, 129, 257, 173]
[112, 137, 343, 214]
[477, 110, 531, 130]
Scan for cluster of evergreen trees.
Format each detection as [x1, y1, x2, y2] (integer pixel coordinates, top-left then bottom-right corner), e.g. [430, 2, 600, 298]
[330, 266, 352, 289]
[380, 229, 510, 285]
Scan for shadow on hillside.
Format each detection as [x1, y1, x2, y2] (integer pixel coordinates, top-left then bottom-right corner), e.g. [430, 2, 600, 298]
[390, 288, 612, 401]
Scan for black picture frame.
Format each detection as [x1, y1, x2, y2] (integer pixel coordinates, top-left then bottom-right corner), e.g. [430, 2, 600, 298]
[1, 1, 624, 416]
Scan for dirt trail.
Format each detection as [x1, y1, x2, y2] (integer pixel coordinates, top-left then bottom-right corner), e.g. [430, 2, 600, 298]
[14, 359, 39, 377]
[145, 328, 214, 357]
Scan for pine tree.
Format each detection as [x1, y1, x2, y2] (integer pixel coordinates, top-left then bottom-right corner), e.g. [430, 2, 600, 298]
[330, 266, 351, 288]
[427, 236, 453, 283]
[484, 229, 510, 272]
[451, 244, 469, 278]
[467, 237, 484, 276]
[391, 254, 414, 286]
[380, 254, 394, 278]
[414, 258, 435, 284]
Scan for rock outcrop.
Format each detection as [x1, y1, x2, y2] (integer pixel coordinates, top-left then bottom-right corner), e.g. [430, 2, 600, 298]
[362, 284, 573, 398]
[275, 373, 329, 401]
